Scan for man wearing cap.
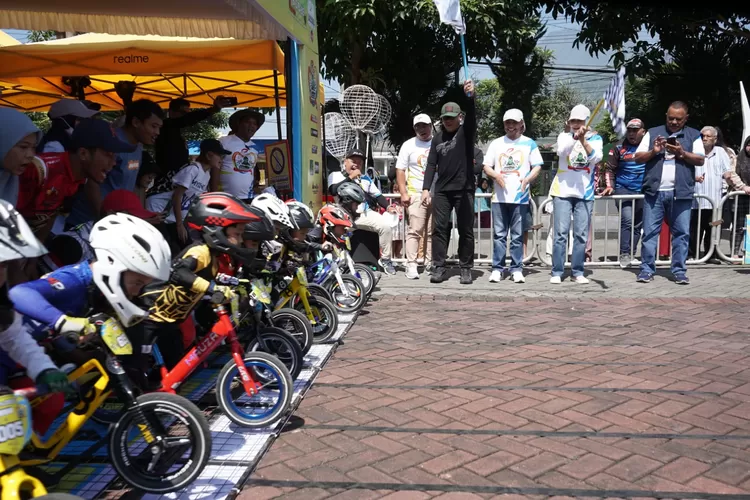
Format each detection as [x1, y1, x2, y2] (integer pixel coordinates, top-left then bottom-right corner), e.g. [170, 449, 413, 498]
[606, 118, 647, 268]
[340, 148, 398, 274]
[16, 118, 135, 243]
[421, 79, 477, 284]
[152, 96, 232, 194]
[396, 113, 434, 279]
[634, 101, 705, 285]
[549, 104, 604, 284]
[147, 138, 230, 253]
[210, 109, 265, 202]
[66, 99, 164, 228]
[39, 99, 99, 154]
[483, 109, 544, 284]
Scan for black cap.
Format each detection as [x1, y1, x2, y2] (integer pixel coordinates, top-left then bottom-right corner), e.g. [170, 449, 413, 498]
[346, 148, 365, 159]
[71, 119, 136, 153]
[200, 138, 232, 156]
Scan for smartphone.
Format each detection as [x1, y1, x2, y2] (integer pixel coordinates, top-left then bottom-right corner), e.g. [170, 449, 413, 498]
[666, 136, 677, 146]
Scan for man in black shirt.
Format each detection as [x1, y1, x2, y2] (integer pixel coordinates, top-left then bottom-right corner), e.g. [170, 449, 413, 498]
[151, 96, 232, 193]
[421, 80, 478, 284]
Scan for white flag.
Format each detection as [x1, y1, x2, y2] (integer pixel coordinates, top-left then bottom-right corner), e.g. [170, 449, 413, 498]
[433, 0, 466, 35]
[741, 81, 750, 146]
[603, 67, 626, 139]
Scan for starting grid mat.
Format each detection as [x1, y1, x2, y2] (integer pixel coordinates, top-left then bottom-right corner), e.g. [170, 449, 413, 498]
[44, 311, 358, 500]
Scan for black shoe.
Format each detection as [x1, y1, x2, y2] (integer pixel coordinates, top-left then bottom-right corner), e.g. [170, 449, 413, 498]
[460, 268, 473, 285]
[430, 267, 446, 283]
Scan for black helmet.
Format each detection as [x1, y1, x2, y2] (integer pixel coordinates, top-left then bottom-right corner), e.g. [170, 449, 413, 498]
[243, 206, 276, 242]
[336, 181, 365, 205]
[185, 192, 260, 263]
[286, 201, 315, 230]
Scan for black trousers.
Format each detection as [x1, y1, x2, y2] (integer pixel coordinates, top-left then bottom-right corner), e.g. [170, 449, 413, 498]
[689, 208, 713, 258]
[432, 189, 475, 269]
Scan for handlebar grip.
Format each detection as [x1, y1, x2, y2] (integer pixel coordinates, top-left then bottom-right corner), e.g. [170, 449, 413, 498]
[210, 291, 226, 304]
[63, 332, 80, 345]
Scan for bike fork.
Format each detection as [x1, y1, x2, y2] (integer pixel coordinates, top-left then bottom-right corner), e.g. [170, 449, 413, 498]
[231, 350, 262, 397]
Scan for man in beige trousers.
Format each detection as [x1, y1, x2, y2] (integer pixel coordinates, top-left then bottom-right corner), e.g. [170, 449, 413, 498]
[396, 113, 434, 279]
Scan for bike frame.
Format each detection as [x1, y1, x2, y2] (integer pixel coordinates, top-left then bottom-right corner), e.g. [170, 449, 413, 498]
[310, 251, 351, 297]
[155, 304, 262, 398]
[20, 359, 113, 465]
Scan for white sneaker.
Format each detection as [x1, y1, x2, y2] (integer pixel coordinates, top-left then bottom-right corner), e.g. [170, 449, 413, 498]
[405, 264, 419, 280]
[489, 270, 503, 282]
[550, 275, 562, 284]
[574, 276, 590, 284]
[512, 272, 525, 283]
[424, 264, 433, 275]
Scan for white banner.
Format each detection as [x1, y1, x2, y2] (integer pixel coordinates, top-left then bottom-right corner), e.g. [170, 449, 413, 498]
[433, 0, 466, 35]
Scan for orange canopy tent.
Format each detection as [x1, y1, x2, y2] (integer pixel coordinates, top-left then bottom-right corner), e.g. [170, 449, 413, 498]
[0, 32, 286, 111]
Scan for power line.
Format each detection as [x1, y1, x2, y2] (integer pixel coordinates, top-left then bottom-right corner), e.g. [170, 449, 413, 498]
[474, 60, 617, 74]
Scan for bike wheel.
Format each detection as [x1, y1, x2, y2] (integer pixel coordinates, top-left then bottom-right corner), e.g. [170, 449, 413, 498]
[305, 283, 334, 303]
[352, 263, 376, 296]
[328, 275, 366, 313]
[216, 351, 293, 428]
[295, 296, 339, 343]
[246, 327, 303, 380]
[109, 393, 211, 493]
[270, 308, 314, 355]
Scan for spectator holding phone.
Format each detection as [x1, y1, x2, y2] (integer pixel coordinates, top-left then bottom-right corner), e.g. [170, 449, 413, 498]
[634, 101, 705, 284]
[151, 96, 233, 194]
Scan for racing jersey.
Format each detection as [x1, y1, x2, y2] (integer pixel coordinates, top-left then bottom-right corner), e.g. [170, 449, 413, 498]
[139, 243, 219, 323]
[16, 153, 86, 234]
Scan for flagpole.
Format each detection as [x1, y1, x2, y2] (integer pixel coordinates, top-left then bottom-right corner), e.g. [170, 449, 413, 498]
[586, 98, 605, 129]
[460, 27, 471, 96]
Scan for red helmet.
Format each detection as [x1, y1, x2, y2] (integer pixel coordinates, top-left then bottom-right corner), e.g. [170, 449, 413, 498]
[318, 204, 353, 244]
[185, 192, 261, 263]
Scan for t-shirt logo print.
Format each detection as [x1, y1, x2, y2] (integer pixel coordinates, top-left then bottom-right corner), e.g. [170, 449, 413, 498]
[232, 148, 258, 173]
[568, 144, 591, 173]
[499, 148, 525, 177]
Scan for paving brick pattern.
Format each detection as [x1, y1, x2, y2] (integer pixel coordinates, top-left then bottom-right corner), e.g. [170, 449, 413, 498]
[241, 268, 750, 499]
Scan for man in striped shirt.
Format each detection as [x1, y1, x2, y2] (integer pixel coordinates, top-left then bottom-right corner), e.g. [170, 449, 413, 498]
[689, 126, 731, 260]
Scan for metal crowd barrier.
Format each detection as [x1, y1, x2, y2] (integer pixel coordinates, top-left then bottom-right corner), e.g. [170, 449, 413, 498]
[377, 192, 744, 267]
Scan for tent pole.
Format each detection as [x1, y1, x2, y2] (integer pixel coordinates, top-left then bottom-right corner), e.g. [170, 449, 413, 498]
[273, 69, 282, 141]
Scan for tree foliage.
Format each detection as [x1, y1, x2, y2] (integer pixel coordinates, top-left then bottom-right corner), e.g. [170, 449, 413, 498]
[316, 0, 543, 148]
[474, 79, 503, 144]
[27, 30, 56, 42]
[532, 80, 597, 140]
[181, 112, 229, 141]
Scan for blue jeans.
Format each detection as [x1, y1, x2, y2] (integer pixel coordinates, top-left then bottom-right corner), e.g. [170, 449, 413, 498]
[491, 203, 524, 273]
[614, 187, 643, 255]
[552, 197, 593, 277]
[640, 191, 692, 276]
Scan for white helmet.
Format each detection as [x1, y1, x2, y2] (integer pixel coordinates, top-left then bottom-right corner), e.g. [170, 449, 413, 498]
[251, 193, 296, 230]
[89, 213, 172, 327]
[0, 199, 47, 263]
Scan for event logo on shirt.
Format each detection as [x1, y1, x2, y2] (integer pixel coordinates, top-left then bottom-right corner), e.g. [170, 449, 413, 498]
[567, 143, 591, 173]
[498, 148, 525, 176]
[127, 160, 139, 171]
[416, 152, 428, 170]
[232, 148, 258, 174]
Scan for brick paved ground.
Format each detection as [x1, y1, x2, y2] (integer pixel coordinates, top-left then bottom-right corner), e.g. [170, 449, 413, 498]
[241, 266, 750, 499]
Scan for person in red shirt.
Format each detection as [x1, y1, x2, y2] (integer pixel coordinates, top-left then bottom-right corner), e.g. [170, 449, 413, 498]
[17, 118, 135, 243]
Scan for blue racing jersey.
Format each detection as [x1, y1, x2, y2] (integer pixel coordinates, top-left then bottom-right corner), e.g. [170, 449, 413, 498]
[9, 262, 94, 336]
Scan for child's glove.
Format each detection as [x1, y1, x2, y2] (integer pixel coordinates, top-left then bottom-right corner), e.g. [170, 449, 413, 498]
[36, 368, 76, 397]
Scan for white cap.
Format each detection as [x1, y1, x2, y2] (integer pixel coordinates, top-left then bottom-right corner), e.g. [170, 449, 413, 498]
[502, 109, 524, 122]
[413, 113, 432, 126]
[48, 99, 98, 119]
[569, 104, 590, 121]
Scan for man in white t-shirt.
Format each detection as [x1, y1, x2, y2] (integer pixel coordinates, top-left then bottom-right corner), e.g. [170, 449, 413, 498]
[147, 138, 229, 252]
[483, 109, 544, 284]
[210, 109, 264, 202]
[634, 101, 705, 285]
[396, 113, 434, 279]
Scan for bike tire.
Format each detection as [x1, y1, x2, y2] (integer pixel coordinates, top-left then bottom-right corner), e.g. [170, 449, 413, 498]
[246, 327, 304, 380]
[352, 263, 376, 296]
[305, 283, 334, 302]
[109, 393, 211, 493]
[216, 351, 293, 428]
[270, 308, 314, 355]
[328, 274, 366, 313]
[295, 296, 339, 343]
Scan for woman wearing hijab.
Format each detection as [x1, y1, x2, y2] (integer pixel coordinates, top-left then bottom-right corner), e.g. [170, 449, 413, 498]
[0, 108, 42, 205]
